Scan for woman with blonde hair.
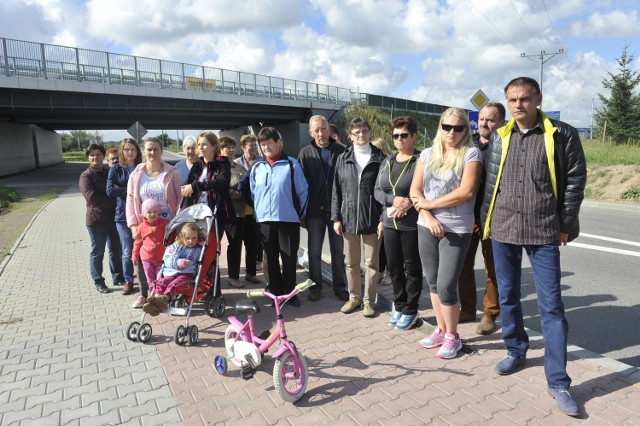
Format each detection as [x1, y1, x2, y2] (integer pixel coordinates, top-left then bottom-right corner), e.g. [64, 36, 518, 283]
[409, 107, 482, 359]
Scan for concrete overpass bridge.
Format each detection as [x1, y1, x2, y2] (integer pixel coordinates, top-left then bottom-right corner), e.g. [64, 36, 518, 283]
[0, 37, 450, 176]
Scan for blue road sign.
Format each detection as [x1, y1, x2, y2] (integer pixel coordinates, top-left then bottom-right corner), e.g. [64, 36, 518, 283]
[468, 111, 479, 131]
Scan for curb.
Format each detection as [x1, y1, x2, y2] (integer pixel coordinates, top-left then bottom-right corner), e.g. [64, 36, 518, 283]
[0, 197, 57, 278]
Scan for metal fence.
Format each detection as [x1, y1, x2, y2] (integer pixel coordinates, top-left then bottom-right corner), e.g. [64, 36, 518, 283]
[0, 37, 452, 116]
[0, 37, 353, 105]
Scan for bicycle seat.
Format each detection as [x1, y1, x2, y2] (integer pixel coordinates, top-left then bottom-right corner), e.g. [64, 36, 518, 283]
[235, 299, 260, 315]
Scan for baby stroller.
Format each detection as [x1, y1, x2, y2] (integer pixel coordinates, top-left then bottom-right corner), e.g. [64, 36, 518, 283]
[126, 204, 226, 346]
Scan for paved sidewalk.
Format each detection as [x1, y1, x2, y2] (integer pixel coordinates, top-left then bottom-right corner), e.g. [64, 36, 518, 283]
[1, 166, 639, 425]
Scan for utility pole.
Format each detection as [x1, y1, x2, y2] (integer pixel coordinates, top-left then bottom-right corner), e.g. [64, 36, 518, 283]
[521, 49, 564, 96]
[582, 97, 595, 140]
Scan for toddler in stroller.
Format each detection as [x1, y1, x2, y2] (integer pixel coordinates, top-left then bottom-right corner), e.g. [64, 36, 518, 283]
[142, 223, 204, 316]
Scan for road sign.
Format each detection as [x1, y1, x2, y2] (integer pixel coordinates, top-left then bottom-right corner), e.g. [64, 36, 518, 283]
[468, 111, 479, 131]
[469, 89, 489, 110]
[127, 121, 148, 141]
[546, 111, 561, 120]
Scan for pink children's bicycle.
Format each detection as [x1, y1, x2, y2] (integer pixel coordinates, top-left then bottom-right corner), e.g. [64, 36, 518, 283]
[213, 279, 315, 403]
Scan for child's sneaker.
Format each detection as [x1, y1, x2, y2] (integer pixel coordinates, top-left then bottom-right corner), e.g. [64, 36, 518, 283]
[436, 333, 463, 359]
[388, 311, 402, 326]
[148, 295, 170, 312]
[419, 327, 445, 349]
[132, 296, 146, 309]
[142, 302, 160, 316]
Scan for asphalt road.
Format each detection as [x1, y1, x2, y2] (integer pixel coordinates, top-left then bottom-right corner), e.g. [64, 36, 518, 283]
[300, 200, 640, 368]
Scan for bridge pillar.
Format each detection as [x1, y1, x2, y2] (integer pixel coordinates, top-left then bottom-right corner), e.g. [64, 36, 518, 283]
[221, 121, 310, 158]
[0, 123, 62, 177]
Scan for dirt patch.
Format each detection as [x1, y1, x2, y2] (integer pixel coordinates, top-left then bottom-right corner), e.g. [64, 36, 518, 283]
[586, 164, 640, 202]
[0, 185, 68, 264]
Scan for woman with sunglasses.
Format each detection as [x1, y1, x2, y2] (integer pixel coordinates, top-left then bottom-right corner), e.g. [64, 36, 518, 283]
[374, 116, 423, 330]
[409, 107, 482, 359]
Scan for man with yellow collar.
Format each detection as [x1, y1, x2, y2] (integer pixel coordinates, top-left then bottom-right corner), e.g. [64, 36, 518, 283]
[481, 76, 587, 417]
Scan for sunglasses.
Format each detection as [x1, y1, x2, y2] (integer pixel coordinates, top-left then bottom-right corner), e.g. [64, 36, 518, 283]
[392, 132, 412, 140]
[441, 124, 466, 133]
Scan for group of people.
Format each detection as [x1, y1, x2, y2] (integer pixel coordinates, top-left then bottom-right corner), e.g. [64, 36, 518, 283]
[79, 75, 587, 417]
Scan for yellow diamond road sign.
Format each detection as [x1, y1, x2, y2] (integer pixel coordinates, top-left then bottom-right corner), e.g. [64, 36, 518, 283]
[470, 89, 489, 110]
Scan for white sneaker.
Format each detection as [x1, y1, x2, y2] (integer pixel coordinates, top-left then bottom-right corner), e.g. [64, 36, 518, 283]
[419, 327, 445, 349]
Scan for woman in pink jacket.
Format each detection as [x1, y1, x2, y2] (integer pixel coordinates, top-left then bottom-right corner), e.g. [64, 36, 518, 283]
[126, 137, 182, 308]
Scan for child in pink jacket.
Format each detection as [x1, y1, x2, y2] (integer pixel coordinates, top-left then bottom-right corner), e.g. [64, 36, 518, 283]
[132, 199, 168, 303]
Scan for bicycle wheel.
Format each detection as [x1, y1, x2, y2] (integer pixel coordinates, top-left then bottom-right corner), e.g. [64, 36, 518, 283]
[273, 350, 308, 403]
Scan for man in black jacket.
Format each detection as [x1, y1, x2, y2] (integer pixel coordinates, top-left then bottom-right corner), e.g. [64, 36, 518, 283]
[458, 102, 505, 334]
[298, 115, 349, 302]
[481, 77, 586, 417]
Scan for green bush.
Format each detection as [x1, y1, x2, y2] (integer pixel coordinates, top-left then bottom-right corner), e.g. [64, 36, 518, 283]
[620, 187, 640, 200]
[0, 185, 20, 214]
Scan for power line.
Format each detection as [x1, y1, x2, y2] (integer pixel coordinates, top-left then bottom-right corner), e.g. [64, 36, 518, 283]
[542, 0, 568, 59]
[466, 0, 524, 54]
[507, 0, 544, 52]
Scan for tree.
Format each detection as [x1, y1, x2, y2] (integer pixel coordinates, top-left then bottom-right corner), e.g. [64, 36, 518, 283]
[594, 45, 640, 144]
[60, 130, 92, 152]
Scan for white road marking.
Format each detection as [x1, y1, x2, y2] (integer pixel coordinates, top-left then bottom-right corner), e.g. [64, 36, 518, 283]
[580, 233, 640, 248]
[569, 242, 640, 257]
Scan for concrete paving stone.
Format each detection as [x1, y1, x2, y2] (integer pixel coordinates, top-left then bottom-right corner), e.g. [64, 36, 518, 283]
[67, 347, 100, 363]
[2, 358, 35, 375]
[81, 387, 119, 407]
[21, 348, 53, 363]
[153, 395, 179, 414]
[1, 405, 42, 424]
[259, 403, 305, 424]
[25, 388, 64, 410]
[99, 374, 135, 392]
[60, 401, 101, 424]
[100, 394, 144, 415]
[10, 382, 47, 403]
[2, 377, 32, 396]
[66, 363, 101, 380]
[42, 394, 81, 416]
[347, 402, 394, 425]
[139, 408, 182, 426]
[0, 369, 17, 384]
[117, 379, 156, 399]
[78, 410, 123, 426]
[409, 399, 454, 423]
[0, 398, 26, 414]
[19, 411, 61, 426]
[375, 392, 421, 417]
[378, 410, 432, 426]
[62, 381, 100, 401]
[49, 358, 83, 375]
[46, 374, 82, 394]
[80, 369, 116, 386]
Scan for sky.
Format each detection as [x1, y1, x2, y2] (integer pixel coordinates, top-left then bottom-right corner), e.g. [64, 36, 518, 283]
[1, 0, 640, 139]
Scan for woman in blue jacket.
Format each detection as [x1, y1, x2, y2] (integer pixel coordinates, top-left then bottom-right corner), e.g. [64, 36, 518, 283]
[249, 127, 309, 307]
[107, 138, 142, 295]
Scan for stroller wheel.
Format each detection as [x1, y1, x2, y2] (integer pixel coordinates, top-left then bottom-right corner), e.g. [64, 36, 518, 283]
[206, 297, 226, 318]
[174, 325, 187, 346]
[187, 325, 199, 345]
[126, 322, 140, 341]
[137, 323, 152, 343]
[214, 355, 227, 375]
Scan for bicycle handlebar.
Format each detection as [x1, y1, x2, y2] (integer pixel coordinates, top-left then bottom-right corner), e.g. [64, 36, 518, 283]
[246, 290, 265, 298]
[295, 279, 315, 292]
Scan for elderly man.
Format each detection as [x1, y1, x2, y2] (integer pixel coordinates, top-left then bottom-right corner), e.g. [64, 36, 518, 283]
[298, 115, 349, 302]
[457, 102, 505, 335]
[482, 76, 586, 417]
[175, 135, 198, 184]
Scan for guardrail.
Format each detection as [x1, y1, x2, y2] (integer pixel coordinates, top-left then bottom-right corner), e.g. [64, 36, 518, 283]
[0, 37, 353, 105]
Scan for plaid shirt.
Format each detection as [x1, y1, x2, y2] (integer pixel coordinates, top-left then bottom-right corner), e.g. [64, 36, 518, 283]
[490, 121, 560, 245]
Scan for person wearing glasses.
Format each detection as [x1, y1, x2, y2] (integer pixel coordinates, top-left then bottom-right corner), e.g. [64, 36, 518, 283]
[106, 148, 119, 168]
[374, 116, 422, 330]
[410, 108, 482, 359]
[481, 77, 586, 417]
[107, 138, 143, 295]
[331, 117, 385, 318]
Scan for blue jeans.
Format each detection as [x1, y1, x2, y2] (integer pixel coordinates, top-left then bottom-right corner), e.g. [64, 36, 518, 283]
[306, 215, 347, 293]
[87, 222, 123, 286]
[492, 239, 571, 390]
[115, 222, 134, 283]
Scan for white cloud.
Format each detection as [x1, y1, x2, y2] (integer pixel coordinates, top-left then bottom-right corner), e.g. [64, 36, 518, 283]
[568, 10, 640, 37]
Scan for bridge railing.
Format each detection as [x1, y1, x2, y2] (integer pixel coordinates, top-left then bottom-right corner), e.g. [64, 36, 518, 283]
[0, 37, 354, 105]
